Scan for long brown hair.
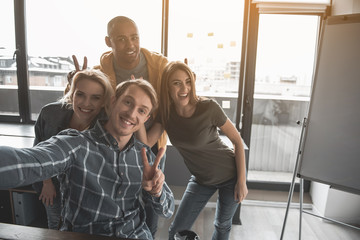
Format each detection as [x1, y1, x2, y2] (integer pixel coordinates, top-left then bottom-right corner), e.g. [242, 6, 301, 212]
[159, 61, 198, 128]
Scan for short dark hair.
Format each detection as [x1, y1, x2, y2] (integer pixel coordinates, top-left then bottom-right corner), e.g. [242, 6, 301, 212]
[115, 79, 158, 115]
[107, 16, 137, 37]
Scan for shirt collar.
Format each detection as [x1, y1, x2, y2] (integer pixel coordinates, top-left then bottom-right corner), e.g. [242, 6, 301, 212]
[90, 120, 136, 151]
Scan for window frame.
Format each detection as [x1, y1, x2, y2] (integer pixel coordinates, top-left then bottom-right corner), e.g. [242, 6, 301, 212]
[237, 0, 331, 191]
[0, 0, 30, 123]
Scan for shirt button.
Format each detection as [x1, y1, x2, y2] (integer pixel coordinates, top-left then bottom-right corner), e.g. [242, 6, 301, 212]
[113, 141, 117, 145]
[118, 190, 121, 194]
[121, 172, 124, 176]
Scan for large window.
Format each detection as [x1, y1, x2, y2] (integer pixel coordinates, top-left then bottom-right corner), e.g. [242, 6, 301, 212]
[248, 14, 319, 183]
[24, 0, 162, 120]
[240, 0, 330, 190]
[1, 0, 243, 124]
[0, 0, 18, 117]
[167, 0, 245, 124]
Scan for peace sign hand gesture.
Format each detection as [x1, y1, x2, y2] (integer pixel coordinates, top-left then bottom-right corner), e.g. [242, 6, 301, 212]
[141, 147, 165, 197]
[67, 55, 88, 85]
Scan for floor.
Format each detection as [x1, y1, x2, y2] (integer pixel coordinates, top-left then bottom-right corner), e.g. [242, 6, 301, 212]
[155, 186, 360, 240]
[247, 170, 300, 183]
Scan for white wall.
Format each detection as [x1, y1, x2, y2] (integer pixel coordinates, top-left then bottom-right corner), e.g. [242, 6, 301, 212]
[325, 189, 360, 224]
[310, 182, 329, 215]
[311, 182, 360, 224]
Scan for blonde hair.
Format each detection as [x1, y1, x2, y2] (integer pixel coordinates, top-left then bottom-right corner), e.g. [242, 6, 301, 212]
[61, 69, 114, 116]
[159, 61, 198, 128]
[115, 79, 158, 115]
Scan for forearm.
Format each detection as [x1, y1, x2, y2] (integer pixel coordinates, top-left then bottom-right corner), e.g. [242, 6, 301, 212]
[136, 124, 151, 146]
[136, 122, 164, 147]
[0, 138, 72, 189]
[0, 146, 54, 189]
[234, 141, 247, 184]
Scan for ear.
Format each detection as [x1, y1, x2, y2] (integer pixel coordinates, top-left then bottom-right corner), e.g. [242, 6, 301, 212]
[105, 36, 111, 48]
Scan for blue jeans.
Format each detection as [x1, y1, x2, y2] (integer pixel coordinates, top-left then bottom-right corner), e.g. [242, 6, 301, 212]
[168, 176, 239, 240]
[43, 193, 62, 229]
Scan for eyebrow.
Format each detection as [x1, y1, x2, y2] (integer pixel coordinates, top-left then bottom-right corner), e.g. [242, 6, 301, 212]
[124, 95, 151, 111]
[76, 90, 103, 97]
[115, 33, 139, 38]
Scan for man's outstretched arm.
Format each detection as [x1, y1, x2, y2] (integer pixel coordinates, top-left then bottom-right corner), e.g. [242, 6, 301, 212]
[0, 135, 77, 189]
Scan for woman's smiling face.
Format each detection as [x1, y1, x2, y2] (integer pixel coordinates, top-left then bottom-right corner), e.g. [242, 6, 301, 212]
[168, 69, 192, 107]
[72, 78, 105, 124]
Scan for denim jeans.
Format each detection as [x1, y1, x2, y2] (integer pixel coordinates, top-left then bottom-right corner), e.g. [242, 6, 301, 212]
[43, 193, 62, 229]
[168, 176, 239, 240]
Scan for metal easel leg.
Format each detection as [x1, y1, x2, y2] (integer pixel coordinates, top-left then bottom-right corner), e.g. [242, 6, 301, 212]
[280, 118, 307, 240]
[299, 178, 304, 240]
[280, 161, 298, 240]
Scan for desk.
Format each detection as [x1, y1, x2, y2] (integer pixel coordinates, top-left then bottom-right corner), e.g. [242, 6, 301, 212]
[0, 123, 34, 138]
[0, 124, 38, 226]
[0, 123, 34, 148]
[0, 223, 135, 240]
[8, 186, 38, 225]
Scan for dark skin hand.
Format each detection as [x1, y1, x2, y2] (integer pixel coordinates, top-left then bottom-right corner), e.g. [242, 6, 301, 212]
[141, 147, 165, 197]
[67, 55, 88, 85]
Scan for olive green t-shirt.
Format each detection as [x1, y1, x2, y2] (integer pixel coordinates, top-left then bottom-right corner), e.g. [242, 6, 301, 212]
[166, 99, 236, 185]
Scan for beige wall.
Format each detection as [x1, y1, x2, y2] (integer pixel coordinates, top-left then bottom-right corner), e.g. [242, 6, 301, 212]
[332, 0, 360, 15]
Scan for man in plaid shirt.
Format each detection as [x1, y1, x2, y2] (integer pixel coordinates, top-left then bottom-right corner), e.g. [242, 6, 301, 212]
[0, 79, 174, 239]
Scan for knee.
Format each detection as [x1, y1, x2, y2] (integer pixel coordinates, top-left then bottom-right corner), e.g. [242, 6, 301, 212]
[214, 219, 232, 233]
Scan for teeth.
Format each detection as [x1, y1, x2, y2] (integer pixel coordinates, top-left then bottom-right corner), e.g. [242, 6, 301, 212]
[179, 94, 187, 97]
[80, 108, 91, 113]
[122, 118, 133, 125]
[126, 51, 135, 55]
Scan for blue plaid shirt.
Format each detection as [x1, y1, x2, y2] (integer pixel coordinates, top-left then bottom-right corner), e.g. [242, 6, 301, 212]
[0, 121, 174, 239]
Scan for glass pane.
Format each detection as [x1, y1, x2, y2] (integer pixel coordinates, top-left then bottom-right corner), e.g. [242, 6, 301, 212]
[0, 0, 19, 116]
[167, 0, 244, 124]
[248, 14, 319, 183]
[26, 0, 162, 120]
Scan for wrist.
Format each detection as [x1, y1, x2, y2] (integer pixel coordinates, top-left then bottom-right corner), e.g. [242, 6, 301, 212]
[150, 188, 162, 198]
[43, 179, 52, 185]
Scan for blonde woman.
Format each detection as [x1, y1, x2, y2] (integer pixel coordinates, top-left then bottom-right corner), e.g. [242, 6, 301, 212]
[32, 69, 114, 229]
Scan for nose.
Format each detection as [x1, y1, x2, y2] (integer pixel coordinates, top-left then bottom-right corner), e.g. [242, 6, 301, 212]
[180, 83, 187, 91]
[125, 38, 134, 48]
[127, 106, 137, 119]
[84, 97, 92, 107]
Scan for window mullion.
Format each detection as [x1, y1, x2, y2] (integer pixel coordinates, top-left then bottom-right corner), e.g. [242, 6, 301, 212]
[14, 0, 31, 123]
